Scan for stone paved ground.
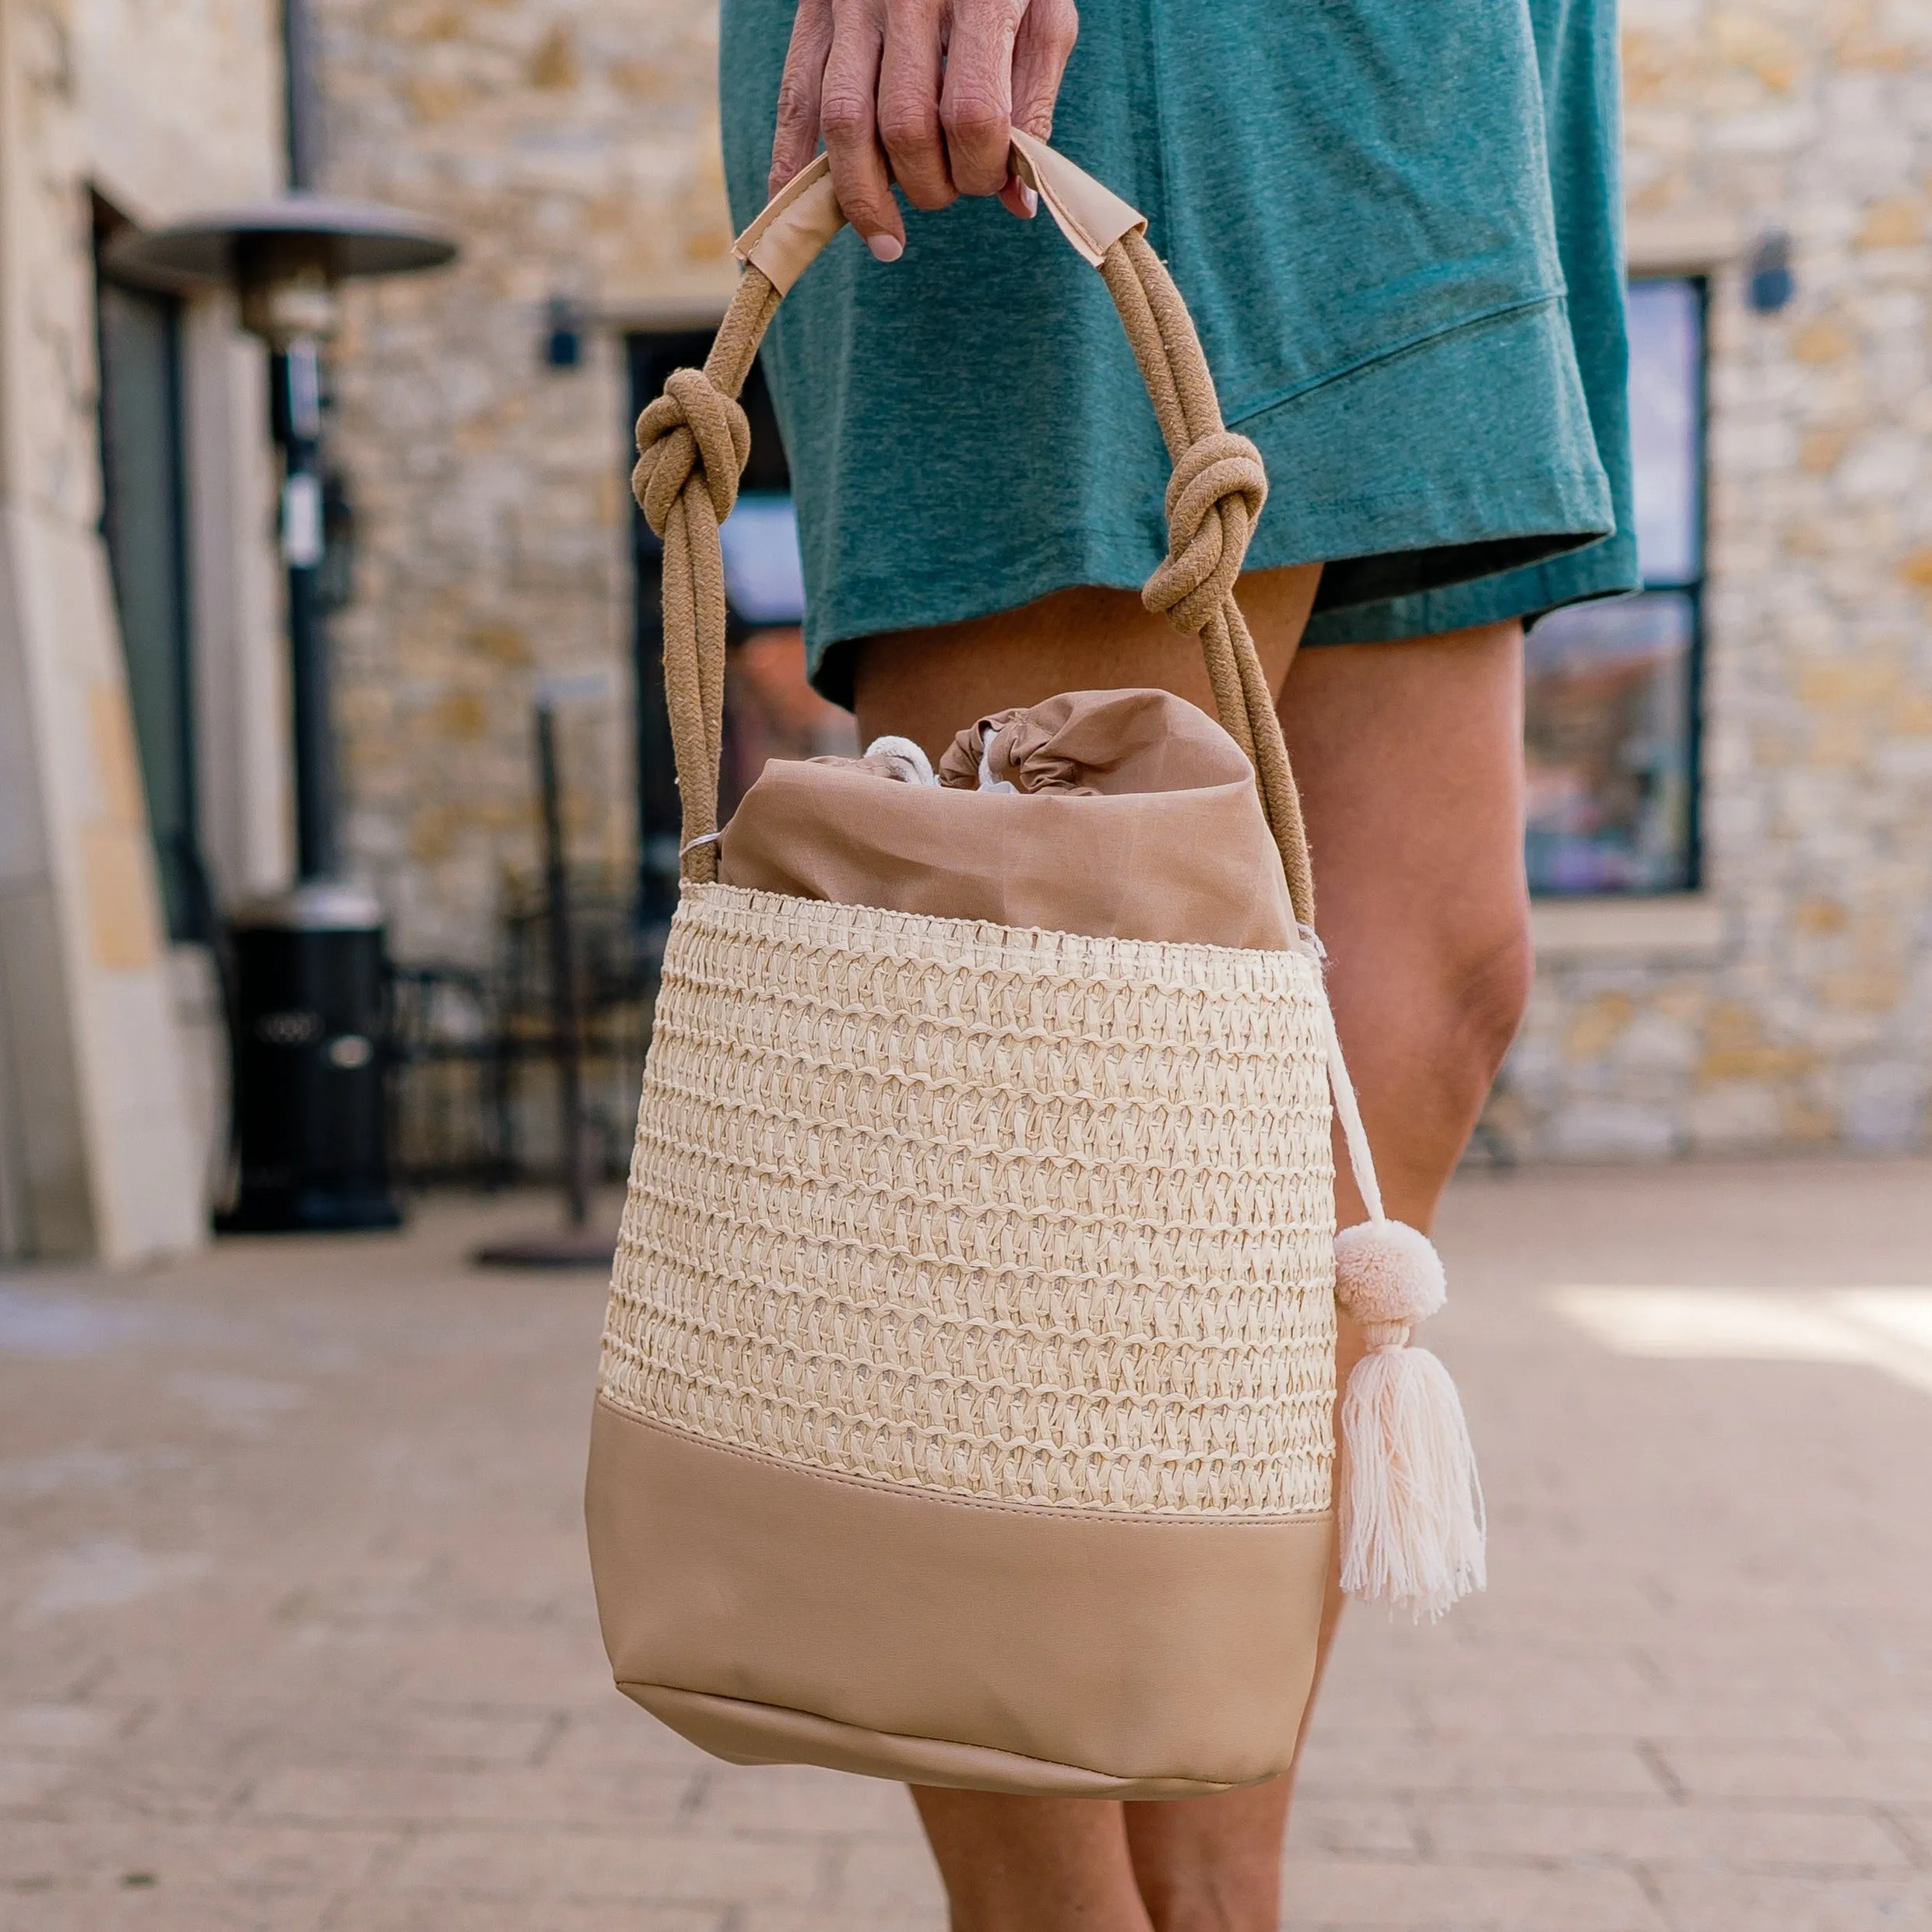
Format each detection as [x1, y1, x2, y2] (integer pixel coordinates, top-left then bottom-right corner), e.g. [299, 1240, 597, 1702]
[2, 1158, 1930, 1930]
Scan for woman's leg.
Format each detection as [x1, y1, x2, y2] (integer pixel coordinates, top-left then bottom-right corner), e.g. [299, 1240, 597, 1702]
[850, 571, 1323, 764]
[855, 599, 1531, 1932]
[855, 565, 1319, 1932]
[911, 1789, 1157, 1932]
[1121, 620, 1533, 1930]
[1275, 623, 1535, 1228]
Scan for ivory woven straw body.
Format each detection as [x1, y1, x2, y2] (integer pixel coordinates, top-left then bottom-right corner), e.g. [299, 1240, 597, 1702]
[585, 136, 1483, 1800]
[602, 890, 1338, 1517]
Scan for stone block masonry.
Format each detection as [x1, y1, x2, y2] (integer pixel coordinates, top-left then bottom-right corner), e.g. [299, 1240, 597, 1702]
[1510, 0, 1932, 1157]
[4, 1163, 1929, 1924]
[314, 0, 1932, 1156]
[312, 0, 739, 967]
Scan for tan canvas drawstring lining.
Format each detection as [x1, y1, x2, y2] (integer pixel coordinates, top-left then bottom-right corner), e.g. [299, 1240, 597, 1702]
[632, 222, 1316, 930]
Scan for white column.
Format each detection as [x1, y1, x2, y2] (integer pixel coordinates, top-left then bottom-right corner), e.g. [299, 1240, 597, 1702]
[0, 7, 204, 1261]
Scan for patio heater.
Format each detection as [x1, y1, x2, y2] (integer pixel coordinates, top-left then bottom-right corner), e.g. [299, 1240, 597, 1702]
[107, 198, 456, 1231]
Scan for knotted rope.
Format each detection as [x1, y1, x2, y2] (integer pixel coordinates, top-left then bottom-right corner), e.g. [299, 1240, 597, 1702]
[635, 227, 1315, 926]
[1143, 429, 1268, 636]
[633, 277, 777, 883]
[634, 368, 751, 532]
[1101, 231, 1314, 924]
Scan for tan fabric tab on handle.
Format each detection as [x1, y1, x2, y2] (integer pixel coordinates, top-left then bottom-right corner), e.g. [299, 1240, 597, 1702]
[733, 152, 845, 295]
[1010, 128, 1147, 266]
[732, 135, 1145, 289]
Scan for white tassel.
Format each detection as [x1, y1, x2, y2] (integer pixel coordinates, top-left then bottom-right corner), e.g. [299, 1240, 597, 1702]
[1337, 1309, 1486, 1621]
[1321, 991, 1487, 1621]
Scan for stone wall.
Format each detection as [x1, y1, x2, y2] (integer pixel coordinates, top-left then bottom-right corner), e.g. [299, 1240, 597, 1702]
[314, 0, 1932, 1156]
[311, 0, 739, 966]
[1507, 0, 1932, 1157]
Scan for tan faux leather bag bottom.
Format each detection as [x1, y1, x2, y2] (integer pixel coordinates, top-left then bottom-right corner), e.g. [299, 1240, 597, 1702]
[586, 1398, 1333, 1797]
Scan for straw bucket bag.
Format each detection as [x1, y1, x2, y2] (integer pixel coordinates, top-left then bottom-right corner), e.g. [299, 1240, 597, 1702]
[585, 135, 1484, 1800]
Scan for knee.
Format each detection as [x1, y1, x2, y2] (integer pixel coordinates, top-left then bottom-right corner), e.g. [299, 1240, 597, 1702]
[1319, 888, 1534, 1209]
[1340, 897, 1532, 1131]
[1442, 901, 1533, 1092]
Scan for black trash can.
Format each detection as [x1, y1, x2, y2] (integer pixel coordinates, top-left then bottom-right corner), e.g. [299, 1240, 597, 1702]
[216, 883, 403, 1233]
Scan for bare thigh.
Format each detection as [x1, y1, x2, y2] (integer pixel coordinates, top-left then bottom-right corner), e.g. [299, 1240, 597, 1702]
[855, 593, 1531, 1932]
[858, 566, 1319, 1932]
[850, 570, 1323, 761]
[1121, 624, 1530, 1928]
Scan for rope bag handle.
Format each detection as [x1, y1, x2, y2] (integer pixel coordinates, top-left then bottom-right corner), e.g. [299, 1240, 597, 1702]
[632, 131, 1316, 930]
[631, 134, 1488, 1620]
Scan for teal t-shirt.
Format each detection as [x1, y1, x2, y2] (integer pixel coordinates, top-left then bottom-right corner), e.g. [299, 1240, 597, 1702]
[718, 0, 1635, 701]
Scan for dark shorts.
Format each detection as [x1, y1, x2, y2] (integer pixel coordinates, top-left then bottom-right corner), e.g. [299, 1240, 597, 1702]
[720, 0, 1639, 704]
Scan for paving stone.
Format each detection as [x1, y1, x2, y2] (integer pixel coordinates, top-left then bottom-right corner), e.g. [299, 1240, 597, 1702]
[325, 1900, 724, 1932]
[138, 1699, 562, 1776]
[1280, 1853, 1668, 1931]
[1646, 1869, 1932, 1932]
[1413, 1681, 1849, 1747]
[1653, 1744, 1932, 1807]
[239, 1763, 697, 1831]
[2, 1164, 1927, 1929]
[1296, 1737, 1672, 1803]
[0, 1891, 335, 1932]
[681, 1763, 916, 1835]
[1417, 1798, 1909, 1873]
[736, 1913, 942, 1932]
[540, 1711, 719, 1776]
[374, 1824, 827, 1906]
[0, 1819, 402, 1893]
[0, 1705, 126, 1754]
[819, 1834, 947, 1919]
[1814, 1690, 1932, 1747]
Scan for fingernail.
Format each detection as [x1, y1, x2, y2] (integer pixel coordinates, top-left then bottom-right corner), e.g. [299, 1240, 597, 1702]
[866, 234, 903, 263]
[1020, 183, 1038, 216]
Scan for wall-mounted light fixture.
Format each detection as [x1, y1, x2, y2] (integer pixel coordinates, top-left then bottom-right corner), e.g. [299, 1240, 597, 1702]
[544, 293, 585, 370]
[1747, 230, 1794, 314]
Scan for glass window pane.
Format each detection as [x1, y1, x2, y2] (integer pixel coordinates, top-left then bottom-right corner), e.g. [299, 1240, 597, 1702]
[1524, 591, 1697, 895]
[719, 493, 806, 624]
[97, 279, 198, 939]
[1627, 279, 1702, 586]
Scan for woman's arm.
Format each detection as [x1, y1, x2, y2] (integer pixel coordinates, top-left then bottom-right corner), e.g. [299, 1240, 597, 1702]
[768, 0, 1080, 259]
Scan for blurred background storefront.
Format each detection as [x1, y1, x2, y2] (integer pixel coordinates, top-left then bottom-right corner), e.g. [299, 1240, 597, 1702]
[1, 0, 292, 1261]
[3, 0, 1929, 1261]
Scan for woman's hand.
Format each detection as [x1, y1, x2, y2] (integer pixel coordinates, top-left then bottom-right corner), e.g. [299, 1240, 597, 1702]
[768, 0, 1080, 261]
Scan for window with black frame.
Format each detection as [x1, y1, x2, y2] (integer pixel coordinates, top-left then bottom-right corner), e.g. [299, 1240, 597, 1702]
[1524, 277, 1705, 896]
[95, 262, 204, 940]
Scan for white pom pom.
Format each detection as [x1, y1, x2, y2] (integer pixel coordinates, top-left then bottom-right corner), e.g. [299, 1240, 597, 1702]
[1333, 1218, 1446, 1330]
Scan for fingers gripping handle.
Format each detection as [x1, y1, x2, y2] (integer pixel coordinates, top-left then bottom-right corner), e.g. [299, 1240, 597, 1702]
[733, 132, 1147, 294]
[634, 138, 1314, 923]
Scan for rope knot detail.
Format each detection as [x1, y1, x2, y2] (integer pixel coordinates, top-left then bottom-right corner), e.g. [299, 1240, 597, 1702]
[633, 367, 751, 535]
[1141, 430, 1268, 637]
